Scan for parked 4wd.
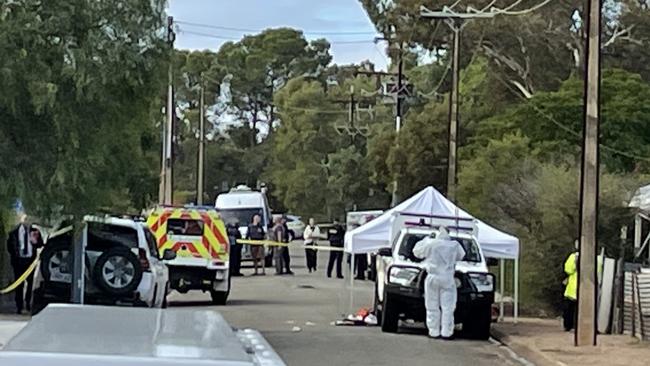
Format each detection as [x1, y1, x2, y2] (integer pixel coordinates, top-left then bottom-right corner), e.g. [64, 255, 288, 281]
[374, 218, 495, 339]
[32, 216, 173, 314]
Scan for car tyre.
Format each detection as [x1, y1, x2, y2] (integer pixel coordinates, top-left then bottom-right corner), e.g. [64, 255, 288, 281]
[210, 290, 228, 305]
[373, 280, 383, 325]
[464, 304, 492, 340]
[40, 241, 72, 282]
[381, 291, 399, 333]
[92, 247, 143, 296]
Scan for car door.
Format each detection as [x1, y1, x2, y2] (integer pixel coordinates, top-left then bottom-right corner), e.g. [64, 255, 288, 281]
[143, 227, 168, 307]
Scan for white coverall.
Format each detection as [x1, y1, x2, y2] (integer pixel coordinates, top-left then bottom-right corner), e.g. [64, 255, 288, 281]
[413, 228, 465, 338]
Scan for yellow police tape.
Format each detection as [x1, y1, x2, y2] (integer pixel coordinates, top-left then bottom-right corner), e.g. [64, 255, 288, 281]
[0, 255, 39, 295]
[236, 239, 345, 252]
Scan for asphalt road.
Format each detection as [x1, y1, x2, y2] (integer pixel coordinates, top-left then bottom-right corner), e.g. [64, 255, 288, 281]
[169, 246, 527, 366]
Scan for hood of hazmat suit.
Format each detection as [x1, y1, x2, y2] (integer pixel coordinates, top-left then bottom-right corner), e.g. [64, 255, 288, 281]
[412, 226, 465, 280]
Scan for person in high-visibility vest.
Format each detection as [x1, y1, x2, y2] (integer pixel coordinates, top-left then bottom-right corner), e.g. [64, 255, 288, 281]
[563, 244, 578, 331]
[563, 240, 604, 331]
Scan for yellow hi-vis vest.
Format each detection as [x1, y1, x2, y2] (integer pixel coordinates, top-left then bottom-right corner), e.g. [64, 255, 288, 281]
[564, 252, 578, 300]
[563, 251, 603, 301]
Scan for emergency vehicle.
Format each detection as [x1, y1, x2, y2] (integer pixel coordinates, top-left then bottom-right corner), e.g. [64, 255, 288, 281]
[147, 206, 231, 305]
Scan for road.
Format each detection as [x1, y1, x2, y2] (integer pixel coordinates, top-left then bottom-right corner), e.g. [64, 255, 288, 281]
[169, 245, 527, 366]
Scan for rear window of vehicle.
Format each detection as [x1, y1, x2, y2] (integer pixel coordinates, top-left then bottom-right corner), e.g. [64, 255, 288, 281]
[167, 219, 204, 236]
[87, 223, 138, 248]
[397, 233, 482, 263]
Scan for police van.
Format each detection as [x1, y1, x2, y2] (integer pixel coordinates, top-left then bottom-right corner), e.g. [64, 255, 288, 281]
[374, 213, 496, 339]
[147, 206, 230, 305]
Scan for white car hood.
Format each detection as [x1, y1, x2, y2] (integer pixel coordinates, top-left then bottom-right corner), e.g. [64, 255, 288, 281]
[391, 256, 487, 273]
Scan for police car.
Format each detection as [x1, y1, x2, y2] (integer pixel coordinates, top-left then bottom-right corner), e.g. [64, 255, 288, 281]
[374, 214, 495, 339]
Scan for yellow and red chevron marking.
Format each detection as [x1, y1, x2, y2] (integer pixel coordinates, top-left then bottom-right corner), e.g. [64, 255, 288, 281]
[146, 206, 229, 261]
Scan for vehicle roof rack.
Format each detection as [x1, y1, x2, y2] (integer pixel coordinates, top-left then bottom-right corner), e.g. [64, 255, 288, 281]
[393, 211, 478, 236]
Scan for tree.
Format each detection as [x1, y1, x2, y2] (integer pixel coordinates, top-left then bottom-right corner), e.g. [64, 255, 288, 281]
[0, 0, 168, 217]
[268, 77, 344, 219]
[213, 29, 333, 146]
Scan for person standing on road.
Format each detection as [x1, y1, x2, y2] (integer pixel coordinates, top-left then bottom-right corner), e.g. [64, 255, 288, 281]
[226, 219, 243, 277]
[563, 240, 579, 331]
[303, 218, 320, 273]
[281, 216, 293, 275]
[6, 219, 43, 314]
[246, 214, 266, 276]
[327, 218, 345, 279]
[271, 216, 287, 275]
[413, 226, 465, 340]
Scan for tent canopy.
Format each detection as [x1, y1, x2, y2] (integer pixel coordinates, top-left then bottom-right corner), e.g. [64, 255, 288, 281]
[344, 186, 519, 259]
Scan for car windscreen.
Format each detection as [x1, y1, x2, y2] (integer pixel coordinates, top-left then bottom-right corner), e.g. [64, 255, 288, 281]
[218, 208, 264, 226]
[398, 234, 482, 263]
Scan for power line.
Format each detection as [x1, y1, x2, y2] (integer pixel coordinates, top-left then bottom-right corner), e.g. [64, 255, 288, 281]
[493, 74, 650, 162]
[176, 20, 379, 36]
[179, 28, 375, 45]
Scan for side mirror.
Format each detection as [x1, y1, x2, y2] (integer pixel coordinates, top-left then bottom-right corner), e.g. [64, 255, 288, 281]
[486, 257, 499, 266]
[377, 247, 393, 257]
[162, 249, 177, 261]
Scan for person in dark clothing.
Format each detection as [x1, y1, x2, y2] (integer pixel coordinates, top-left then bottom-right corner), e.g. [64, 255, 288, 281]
[6, 221, 43, 314]
[246, 214, 266, 276]
[226, 220, 243, 276]
[327, 218, 345, 279]
[354, 253, 368, 280]
[281, 216, 293, 275]
[271, 217, 286, 275]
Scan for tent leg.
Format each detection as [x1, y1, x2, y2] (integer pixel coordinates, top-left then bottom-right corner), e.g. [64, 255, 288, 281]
[349, 254, 355, 312]
[514, 258, 519, 323]
[499, 259, 505, 322]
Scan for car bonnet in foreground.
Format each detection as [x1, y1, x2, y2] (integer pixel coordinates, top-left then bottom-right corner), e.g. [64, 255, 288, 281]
[0, 304, 285, 366]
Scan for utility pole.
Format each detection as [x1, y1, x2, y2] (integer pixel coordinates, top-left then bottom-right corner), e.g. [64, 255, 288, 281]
[576, 0, 601, 347]
[333, 85, 368, 144]
[160, 16, 175, 205]
[197, 76, 205, 205]
[420, 7, 494, 202]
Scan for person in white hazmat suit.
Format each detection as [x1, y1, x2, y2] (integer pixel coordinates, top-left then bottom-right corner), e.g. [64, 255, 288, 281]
[413, 226, 466, 339]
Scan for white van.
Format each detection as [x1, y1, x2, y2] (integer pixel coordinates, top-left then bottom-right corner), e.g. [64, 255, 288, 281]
[215, 185, 272, 234]
[215, 185, 272, 265]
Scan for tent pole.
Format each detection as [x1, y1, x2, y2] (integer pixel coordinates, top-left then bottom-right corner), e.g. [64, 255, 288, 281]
[514, 258, 519, 323]
[499, 259, 505, 322]
[349, 254, 355, 312]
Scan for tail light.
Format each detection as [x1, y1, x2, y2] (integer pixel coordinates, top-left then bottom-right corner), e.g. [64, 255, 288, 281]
[139, 248, 151, 272]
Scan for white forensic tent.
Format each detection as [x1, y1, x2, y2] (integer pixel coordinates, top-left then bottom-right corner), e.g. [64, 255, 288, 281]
[344, 186, 520, 320]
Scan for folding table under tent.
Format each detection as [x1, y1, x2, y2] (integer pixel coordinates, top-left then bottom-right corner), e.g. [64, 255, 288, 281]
[344, 186, 521, 321]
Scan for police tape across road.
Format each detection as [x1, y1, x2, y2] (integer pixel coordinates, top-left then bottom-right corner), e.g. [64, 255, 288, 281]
[236, 239, 345, 252]
[1, 240, 342, 294]
[0, 254, 39, 294]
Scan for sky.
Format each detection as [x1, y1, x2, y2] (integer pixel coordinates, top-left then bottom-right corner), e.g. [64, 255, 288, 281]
[168, 0, 389, 70]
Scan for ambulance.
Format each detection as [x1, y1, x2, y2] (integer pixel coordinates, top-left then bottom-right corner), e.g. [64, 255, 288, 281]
[147, 206, 231, 305]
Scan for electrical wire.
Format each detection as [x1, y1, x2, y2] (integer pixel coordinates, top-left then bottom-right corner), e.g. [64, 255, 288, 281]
[176, 20, 378, 36]
[179, 28, 375, 45]
[493, 74, 650, 163]
[490, 0, 553, 15]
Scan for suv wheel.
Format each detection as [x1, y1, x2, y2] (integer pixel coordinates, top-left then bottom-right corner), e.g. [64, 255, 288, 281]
[373, 280, 383, 324]
[40, 242, 73, 282]
[92, 247, 143, 296]
[464, 304, 492, 340]
[381, 291, 399, 333]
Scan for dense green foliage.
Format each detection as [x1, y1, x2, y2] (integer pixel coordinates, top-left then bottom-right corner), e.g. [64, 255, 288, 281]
[3, 1, 650, 312]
